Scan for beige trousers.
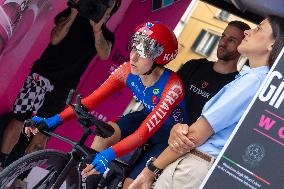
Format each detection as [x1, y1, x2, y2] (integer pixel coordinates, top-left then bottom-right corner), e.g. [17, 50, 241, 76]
[154, 152, 215, 189]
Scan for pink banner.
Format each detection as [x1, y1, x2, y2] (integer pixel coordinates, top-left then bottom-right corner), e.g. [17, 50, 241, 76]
[0, 0, 66, 114]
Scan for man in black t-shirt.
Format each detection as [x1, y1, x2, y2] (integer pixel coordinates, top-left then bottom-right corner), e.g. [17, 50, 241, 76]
[0, 0, 121, 176]
[177, 58, 237, 125]
[177, 21, 251, 126]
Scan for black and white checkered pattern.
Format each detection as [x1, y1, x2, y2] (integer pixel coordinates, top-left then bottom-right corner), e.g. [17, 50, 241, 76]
[13, 73, 54, 115]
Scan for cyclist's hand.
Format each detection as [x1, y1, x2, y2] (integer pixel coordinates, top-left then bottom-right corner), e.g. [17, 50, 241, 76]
[24, 116, 43, 136]
[129, 167, 155, 189]
[24, 126, 39, 137]
[24, 115, 62, 136]
[81, 164, 98, 179]
[88, 147, 116, 174]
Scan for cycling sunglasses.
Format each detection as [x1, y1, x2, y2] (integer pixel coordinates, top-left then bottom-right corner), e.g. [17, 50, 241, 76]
[129, 32, 163, 59]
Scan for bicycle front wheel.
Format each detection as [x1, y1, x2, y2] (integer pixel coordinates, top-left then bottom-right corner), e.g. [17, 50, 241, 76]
[0, 149, 81, 189]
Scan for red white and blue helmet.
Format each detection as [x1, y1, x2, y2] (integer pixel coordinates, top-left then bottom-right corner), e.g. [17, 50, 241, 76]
[129, 21, 178, 65]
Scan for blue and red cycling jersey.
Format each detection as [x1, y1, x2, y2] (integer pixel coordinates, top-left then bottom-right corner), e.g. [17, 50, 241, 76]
[59, 62, 188, 157]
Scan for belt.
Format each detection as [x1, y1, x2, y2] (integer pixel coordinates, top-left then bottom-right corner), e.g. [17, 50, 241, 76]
[191, 150, 214, 162]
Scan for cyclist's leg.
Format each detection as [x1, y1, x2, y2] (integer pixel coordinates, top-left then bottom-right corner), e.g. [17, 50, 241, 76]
[122, 142, 168, 189]
[91, 110, 147, 152]
[86, 111, 147, 188]
[122, 123, 171, 188]
[91, 121, 121, 151]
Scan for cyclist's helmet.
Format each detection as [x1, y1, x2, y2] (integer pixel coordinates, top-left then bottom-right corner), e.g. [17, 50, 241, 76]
[129, 21, 178, 65]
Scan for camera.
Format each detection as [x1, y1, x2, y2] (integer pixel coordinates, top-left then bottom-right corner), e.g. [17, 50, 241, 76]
[67, 0, 114, 23]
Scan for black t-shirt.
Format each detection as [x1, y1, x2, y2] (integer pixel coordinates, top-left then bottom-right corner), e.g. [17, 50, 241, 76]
[177, 58, 238, 125]
[31, 8, 115, 87]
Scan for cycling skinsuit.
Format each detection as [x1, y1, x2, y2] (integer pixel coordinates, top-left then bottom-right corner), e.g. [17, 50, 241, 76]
[59, 61, 189, 178]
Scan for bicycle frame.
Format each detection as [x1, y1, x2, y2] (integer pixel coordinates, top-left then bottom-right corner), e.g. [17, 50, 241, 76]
[39, 128, 96, 188]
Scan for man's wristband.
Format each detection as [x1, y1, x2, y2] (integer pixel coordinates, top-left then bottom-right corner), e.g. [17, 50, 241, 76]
[146, 157, 163, 175]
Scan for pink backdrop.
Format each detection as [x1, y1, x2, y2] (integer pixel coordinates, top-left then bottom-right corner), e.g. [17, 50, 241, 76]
[0, 0, 130, 115]
[0, 0, 192, 151]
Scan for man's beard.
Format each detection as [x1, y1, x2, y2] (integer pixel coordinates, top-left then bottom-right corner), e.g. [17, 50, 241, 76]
[217, 50, 237, 61]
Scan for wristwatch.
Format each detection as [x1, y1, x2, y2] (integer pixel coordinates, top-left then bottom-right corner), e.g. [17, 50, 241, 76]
[146, 157, 163, 175]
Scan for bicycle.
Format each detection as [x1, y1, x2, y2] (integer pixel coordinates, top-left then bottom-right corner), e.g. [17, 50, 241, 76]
[0, 90, 121, 189]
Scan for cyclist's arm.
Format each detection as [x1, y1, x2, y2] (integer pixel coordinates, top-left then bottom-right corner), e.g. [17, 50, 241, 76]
[112, 73, 185, 157]
[59, 62, 131, 122]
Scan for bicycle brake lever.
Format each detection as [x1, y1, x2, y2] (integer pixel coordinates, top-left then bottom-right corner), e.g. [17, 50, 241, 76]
[75, 95, 92, 118]
[66, 89, 76, 108]
[68, 90, 114, 137]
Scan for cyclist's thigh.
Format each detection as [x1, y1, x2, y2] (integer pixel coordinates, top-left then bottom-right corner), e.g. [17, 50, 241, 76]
[128, 142, 168, 179]
[115, 110, 147, 139]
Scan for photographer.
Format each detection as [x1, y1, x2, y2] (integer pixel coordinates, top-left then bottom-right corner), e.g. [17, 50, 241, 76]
[0, 0, 121, 188]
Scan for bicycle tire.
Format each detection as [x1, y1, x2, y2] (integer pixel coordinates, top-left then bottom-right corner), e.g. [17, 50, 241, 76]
[0, 149, 81, 189]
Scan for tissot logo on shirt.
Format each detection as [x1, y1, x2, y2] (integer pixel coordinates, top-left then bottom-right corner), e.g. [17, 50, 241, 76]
[202, 81, 209, 88]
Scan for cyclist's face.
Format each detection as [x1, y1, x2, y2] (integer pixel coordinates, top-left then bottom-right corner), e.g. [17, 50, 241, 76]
[129, 34, 155, 59]
[128, 32, 163, 59]
[130, 50, 153, 75]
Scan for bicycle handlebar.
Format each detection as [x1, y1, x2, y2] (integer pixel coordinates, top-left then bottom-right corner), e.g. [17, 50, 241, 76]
[24, 89, 114, 139]
[66, 89, 114, 138]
